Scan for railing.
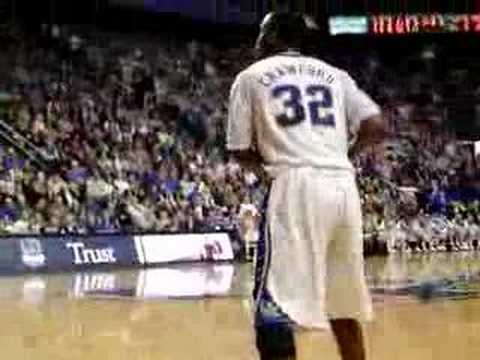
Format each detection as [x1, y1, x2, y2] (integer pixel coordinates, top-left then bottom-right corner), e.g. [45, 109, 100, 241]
[0, 118, 56, 170]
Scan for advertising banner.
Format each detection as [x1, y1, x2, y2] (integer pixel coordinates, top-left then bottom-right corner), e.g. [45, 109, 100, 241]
[136, 233, 234, 265]
[42, 235, 140, 271]
[0, 232, 234, 275]
[0, 235, 140, 274]
[0, 237, 41, 274]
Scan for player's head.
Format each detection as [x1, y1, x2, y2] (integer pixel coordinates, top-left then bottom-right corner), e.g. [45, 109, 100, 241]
[255, 12, 318, 57]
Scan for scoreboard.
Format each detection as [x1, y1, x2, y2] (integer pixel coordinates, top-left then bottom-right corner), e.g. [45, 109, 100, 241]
[372, 13, 480, 35]
[330, 13, 480, 36]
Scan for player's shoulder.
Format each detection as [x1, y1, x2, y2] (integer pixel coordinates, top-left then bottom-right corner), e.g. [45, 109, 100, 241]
[231, 65, 258, 89]
[235, 56, 277, 80]
[230, 58, 275, 92]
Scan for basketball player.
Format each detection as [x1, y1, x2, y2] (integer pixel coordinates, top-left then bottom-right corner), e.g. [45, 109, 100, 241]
[227, 12, 386, 360]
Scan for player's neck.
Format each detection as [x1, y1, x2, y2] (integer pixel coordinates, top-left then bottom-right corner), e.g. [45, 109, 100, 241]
[276, 48, 302, 56]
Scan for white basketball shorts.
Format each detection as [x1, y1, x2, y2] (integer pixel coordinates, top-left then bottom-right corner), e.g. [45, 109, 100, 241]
[253, 167, 373, 331]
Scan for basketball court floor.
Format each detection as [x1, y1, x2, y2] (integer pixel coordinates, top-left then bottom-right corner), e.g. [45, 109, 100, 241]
[1, 253, 480, 360]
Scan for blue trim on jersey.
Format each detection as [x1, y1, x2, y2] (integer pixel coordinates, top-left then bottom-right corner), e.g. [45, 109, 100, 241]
[252, 187, 270, 304]
[253, 186, 293, 327]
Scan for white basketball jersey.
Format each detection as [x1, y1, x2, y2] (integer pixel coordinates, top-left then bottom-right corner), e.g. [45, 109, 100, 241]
[227, 50, 381, 177]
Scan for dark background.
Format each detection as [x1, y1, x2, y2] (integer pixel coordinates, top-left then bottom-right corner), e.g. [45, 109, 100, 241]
[1, 0, 480, 139]
[3, 0, 480, 27]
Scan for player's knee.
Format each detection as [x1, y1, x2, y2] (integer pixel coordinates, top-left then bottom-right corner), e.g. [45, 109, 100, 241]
[255, 323, 296, 359]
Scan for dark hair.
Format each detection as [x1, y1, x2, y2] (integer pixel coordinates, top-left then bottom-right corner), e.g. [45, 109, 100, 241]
[261, 12, 309, 51]
[277, 13, 308, 44]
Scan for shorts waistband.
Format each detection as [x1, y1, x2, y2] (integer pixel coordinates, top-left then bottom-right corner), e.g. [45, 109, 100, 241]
[271, 166, 355, 180]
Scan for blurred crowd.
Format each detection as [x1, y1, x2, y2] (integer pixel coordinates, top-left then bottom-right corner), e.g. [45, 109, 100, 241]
[0, 25, 479, 254]
[348, 47, 480, 254]
[0, 25, 261, 235]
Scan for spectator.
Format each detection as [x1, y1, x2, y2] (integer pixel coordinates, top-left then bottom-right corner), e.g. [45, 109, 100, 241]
[0, 24, 478, 256]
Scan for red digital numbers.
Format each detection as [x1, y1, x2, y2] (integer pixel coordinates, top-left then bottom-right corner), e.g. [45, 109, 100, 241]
[371, 13, 480, 35]
[372, 15, 394, 34]
[458, 14, 471, 32]
[394, 16, 405, 34]
[420, 14, 434, 28]
[372, 14, 416, 35]
[371, 15, 382, 34]
[472, 14, 480, 32]
[405, 15, 420, 33]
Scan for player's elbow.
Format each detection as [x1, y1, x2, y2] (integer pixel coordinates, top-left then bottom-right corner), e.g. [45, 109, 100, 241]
[229, 149, 263, 171]
[357, 114, 388, 146]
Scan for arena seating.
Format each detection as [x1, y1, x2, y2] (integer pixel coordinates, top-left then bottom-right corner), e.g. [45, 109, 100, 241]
[0, 25, 479, 254]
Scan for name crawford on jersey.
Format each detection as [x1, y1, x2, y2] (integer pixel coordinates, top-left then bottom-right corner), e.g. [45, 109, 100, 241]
[258, 60, 336, 87]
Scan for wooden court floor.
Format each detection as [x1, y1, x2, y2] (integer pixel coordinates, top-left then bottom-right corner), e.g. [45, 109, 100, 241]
[1, 253, 480, 360]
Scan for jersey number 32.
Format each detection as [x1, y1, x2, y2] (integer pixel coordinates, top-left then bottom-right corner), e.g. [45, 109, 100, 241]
[272, 84, 335, 127]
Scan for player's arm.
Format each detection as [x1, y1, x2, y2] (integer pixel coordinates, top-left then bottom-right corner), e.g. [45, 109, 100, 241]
[344, 73, 387, 157]
[229, 149, 263, 172]
[226, 72, 264, 173]
[348, 113, 387, 157]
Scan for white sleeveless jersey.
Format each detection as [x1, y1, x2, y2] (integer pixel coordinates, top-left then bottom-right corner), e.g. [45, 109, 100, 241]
[227, 51, 381, 177]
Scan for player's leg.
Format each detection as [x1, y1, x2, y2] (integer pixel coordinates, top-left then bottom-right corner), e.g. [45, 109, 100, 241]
[254, 169, 336, 359]
[456, 230, 463, 250]
[466, 230, 473, 250]
[472, 231, 479, 250]
[325, 175, 373, 360]
[252, 176, 299, 360]
[398, 231, 409, 253]
[255, 322, 296, 360]
[430, 234, 438, 252]
[422, 231, 430, 252]
[292, 169, 350, 360]
[330, 319, 366, 360]
[468, 231, 474, 250]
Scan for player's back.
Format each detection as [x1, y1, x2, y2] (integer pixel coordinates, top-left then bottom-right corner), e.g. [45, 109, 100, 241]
[235, 51, 379, 177]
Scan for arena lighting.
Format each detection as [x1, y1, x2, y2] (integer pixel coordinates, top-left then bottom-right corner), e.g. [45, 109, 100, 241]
[329, 16, 369, 35]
